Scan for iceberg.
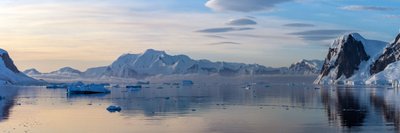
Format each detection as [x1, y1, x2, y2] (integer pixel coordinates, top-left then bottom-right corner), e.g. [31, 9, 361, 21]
[182, 80, 194, 86]
[106, 105, 122, 112]
[46, 83, 68, 89]
[67, 83, 111, 94]
[126, 85, 142, 88]
[136, 81, 150, 85]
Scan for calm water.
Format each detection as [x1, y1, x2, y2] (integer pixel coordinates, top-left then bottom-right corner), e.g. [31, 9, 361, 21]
[0, 76, 399, 133]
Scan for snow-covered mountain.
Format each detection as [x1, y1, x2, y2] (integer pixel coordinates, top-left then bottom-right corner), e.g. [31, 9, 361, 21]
[50, 67, 82, 75]
[367, 34, 400, 84]
[23, 68, 42, 75]
[314, 33, 393, 85]
[25, 67, 83, 81]
[82, 49, 283, 78]
[0, 49, 41, 85]
[370, 34, 400, 75]
[288, 59, 323, 75]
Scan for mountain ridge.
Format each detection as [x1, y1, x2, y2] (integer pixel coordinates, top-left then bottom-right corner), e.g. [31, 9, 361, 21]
[314, 32, 400, 85]
[0, 49, 41, 85]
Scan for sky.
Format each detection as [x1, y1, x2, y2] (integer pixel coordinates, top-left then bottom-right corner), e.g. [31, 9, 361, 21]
[0, 0, 399, 72]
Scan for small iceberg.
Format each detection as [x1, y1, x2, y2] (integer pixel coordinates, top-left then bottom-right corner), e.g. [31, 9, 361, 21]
[67, 83, 111, 94]
[136, 81, 150, 85]
[112, 84, 120, 88]
[46, 83, 68, 89]
[126, 85, 142, 91]
[126, 85, 142, 88]
[99, 83, 111, 87]
[106, 105, 122, 112]
[244, 85, 251, 90]
[182, 80, 194, 86]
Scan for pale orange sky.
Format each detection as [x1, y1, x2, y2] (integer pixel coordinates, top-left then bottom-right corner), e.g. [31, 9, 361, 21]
[4, 0, 396, 72]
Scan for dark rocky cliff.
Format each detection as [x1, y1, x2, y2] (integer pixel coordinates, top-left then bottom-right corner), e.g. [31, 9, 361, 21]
[370, 34, 400, 75]
[319, 34, 370, 80]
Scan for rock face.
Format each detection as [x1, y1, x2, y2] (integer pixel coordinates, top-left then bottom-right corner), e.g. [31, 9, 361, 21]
[314, 33, 387, 84]
[288, 59, 323, 75]
[1, 52, 20, 73]
[370, 34, 400, 75]
[0, 49, 41, 85]
[321, 34, 370, 79]
[83, 49, 283, 78]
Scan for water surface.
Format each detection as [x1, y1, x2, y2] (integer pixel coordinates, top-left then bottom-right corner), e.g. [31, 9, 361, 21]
[0, 76, 399, 133]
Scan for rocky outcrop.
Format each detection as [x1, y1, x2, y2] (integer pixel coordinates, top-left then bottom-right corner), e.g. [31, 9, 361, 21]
[0, 52, 20, 73]
[314, 33, 387, 84]
[370, 34, 400, 75]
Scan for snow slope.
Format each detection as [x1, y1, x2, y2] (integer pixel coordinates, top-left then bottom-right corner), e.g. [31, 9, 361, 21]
[367, 61, 400, 85]
[0, 49, 42, 85]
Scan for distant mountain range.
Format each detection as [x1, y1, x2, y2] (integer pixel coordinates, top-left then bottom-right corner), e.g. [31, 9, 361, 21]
[17, 32, 400, 85]
[26, 49, 296, 79]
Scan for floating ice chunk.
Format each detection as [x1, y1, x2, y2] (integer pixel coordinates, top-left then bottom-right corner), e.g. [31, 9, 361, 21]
[46, 83, 68, 89]
[67, 84, 111, 94]
[106, 105, 122, 112]
[136, 81, 150, 85]
[112, 84, 120, 88]
[244, 85, 251, 90]
[182, 80, 194, 86]
[126, 85, 142, 88]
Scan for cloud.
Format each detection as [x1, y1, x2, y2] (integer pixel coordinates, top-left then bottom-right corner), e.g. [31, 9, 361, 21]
[196, 27, 254, 33]
[205, 0, 293, 12]
[283, 23, 315, 27]
[385, 15, 400, 19]
[208, 42, 241, 45]
[204, 35, 227, 39]
[340, 5, 396, 11]
[288, 29, 352, 41]
[226, 18, 257, 26]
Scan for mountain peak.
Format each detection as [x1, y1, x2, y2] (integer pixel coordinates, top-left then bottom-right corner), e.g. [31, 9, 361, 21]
[51, 67, 82, 74]
[348, 33, 364, 41]
[330, 33, 365, 48]
[23, 68, 41, 75]
[143, 49, 166, 55]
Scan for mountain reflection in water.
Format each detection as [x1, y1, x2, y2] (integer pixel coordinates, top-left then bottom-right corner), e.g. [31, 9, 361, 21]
[0, 76, 399, 133]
